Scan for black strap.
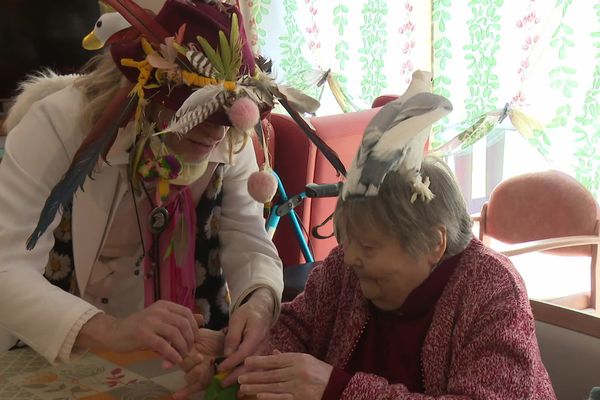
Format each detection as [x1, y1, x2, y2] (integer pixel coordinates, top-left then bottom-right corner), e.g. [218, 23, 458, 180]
[311, 211, 335, 240]
[278, 97, 347, 177]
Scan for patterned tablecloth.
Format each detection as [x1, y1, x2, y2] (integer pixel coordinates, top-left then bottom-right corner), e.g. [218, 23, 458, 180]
[0, 347, 202, 399]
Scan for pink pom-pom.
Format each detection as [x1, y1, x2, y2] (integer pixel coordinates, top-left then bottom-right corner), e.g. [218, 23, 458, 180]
[247, 170, 277, 203]
[227, 97, 260, 131]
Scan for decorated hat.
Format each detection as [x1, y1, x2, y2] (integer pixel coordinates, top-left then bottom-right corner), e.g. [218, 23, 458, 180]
[109, 0, 263, 128]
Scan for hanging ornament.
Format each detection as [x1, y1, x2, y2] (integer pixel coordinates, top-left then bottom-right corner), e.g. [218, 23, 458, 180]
[226, 97, 260, 132]
[148, 206, 170, 234]
[248, 164, 278, 204]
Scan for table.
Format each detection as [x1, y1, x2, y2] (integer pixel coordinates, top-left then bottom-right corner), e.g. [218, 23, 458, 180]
[0, 347, 202, 399]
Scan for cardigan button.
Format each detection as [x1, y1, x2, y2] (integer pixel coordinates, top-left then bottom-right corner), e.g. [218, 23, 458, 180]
[134, 269, 140, 276]
[101, 298, 109, 304]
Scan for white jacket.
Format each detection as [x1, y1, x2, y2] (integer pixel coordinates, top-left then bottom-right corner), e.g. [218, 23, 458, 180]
[0, 83, 283, 363]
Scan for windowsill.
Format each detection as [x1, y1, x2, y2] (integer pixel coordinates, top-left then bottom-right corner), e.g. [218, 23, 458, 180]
[531, 300, 600, 339]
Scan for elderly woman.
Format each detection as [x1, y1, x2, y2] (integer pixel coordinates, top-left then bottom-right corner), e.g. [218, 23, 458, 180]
[230, 90, 557, 399]
[233, 156, 556, 399]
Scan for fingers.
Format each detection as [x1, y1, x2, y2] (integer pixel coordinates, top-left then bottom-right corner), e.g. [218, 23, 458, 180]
[253, 394, 292, 400]
[220, 362, 250, 387]
[239, 382, 289, 396]
[220, 326, 264, 373]
[143, 331, 182, 365]
[238, 367, 291, 385]
[195, 329, 225, 356]
[223, 312, 244, 359]
[184, 361, 214, 387]
[244, 354, 292, 370]
[154, 320, 189, 358]
[193, 314, 205, 334]
[180, 351, 205, 373]
[162, 301, 201, 350]
[257, 394, 293, 400]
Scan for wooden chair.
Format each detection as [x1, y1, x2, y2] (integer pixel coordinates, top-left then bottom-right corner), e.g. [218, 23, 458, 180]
[473, 169, 600, 334]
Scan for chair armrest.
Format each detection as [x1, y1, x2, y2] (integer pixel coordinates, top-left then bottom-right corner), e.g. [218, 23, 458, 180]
[500, 235, 600, 257]
[531, 299, 600, 339]
[470, 212, 481, 222]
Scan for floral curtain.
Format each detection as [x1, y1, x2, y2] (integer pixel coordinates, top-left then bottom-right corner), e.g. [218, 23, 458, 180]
[239, 0, 600, 200]
[238, 0, 432, 115]
[431, 0, 600, 200]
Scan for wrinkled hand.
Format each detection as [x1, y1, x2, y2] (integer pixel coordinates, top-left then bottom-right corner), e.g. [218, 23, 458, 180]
[238, 351, 333, 400]
[77, 300, 203, 366]
[173, 328, 225, 399]
[218, 288, 275, 386]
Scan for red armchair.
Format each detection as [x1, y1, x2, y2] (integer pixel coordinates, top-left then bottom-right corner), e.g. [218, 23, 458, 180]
[268, 105, 393, 266]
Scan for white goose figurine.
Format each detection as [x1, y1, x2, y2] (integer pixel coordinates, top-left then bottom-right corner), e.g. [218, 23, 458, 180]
[82, 12, 131, 50]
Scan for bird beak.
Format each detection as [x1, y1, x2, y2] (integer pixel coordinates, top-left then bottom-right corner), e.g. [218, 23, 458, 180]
[82, 31, 103, 50]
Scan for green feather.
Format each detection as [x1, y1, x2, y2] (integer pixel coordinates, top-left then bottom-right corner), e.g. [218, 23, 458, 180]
[229, 13, 242, 78]
[197, 36, 225, 79]
[218, 31, 232, 79]
[459, 115, 498, 149]
[173, 42, 189, 56]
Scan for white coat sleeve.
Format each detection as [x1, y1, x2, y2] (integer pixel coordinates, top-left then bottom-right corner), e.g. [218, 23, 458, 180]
[0, 88, 101, 363]
[218, 140, 283, 319]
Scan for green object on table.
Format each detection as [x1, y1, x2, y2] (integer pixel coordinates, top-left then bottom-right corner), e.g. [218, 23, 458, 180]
[204, 371, 239, 400]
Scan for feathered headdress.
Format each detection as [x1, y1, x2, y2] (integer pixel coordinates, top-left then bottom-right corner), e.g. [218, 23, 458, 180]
[26, 0, 345, 250]
[342, 70, 453, 203]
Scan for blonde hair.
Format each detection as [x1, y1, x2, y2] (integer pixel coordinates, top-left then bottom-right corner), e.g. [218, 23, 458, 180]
[74, 51, 123, 130]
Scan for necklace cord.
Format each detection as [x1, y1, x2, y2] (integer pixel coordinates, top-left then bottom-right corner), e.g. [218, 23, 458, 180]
[139, 178, 162, 301]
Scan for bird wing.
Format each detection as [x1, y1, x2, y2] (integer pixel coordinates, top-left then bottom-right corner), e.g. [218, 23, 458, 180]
[342, 92, 452, 199]
[352, 69, 434, 167]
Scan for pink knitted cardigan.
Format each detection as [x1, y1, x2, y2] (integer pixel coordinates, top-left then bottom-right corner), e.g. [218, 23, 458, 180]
[271, 239, 556, 399]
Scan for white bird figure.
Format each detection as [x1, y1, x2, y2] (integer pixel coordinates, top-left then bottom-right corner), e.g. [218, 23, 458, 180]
[82, 12, 131, 50]
[400, 70, 433, 99]
[342, 72, 452, 202]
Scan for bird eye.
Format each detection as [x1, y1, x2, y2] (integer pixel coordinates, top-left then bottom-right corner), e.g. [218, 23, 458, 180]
[96, 20, 102, 28]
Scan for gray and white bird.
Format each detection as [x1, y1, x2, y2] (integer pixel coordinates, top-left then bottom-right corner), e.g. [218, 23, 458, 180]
[342, 71, 452, 202]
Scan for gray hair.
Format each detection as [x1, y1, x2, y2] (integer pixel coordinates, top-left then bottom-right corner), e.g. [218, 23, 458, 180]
[335, 157, 473, 259]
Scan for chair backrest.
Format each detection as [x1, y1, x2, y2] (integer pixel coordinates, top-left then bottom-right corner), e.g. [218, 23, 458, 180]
[479, 169, 600, 327]
[481, 170, 600, 256]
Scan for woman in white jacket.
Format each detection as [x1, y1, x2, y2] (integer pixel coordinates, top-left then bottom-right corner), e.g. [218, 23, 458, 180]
[0, 0, 304, 375]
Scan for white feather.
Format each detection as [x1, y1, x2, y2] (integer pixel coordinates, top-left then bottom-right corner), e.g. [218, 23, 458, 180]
[278, 86, 320, 114]
[5, 71, 78, 133]
[175, 85, 224, 119]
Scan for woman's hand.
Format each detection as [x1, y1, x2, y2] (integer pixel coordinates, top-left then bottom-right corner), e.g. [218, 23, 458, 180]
[76, 300, 203, 366]
[173, 328, 225, 400]
[238, 351, 333, 400]
[217, 288, 275, 386]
